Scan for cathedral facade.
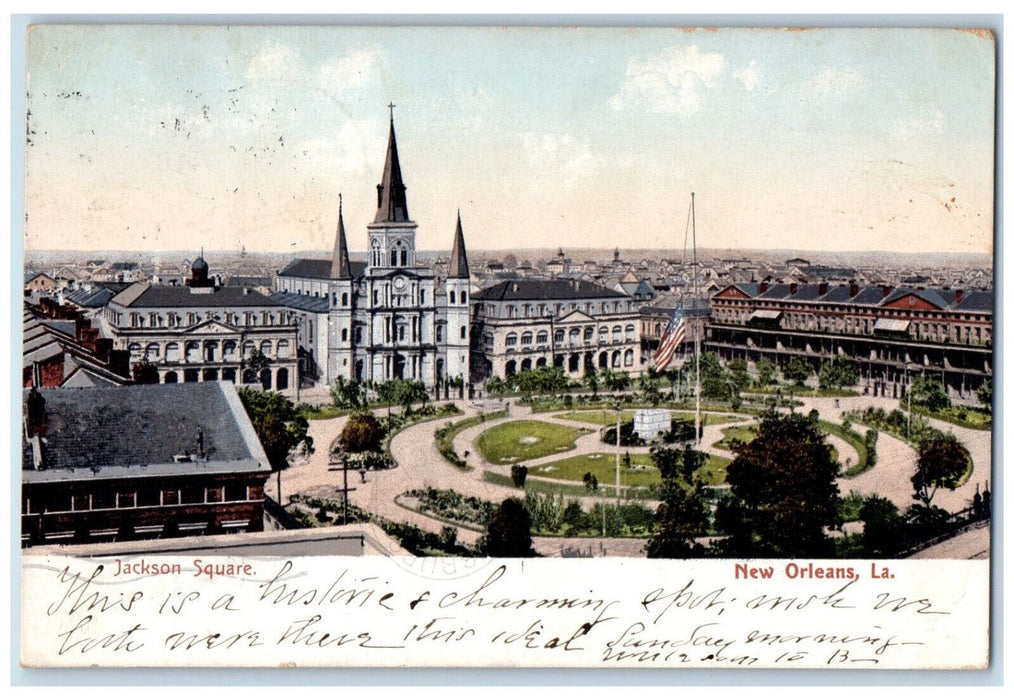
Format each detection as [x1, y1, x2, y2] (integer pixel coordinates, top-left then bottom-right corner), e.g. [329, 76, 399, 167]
[274, 116, 471, 391]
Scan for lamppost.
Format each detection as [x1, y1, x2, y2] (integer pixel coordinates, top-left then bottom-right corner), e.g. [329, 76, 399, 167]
[614, 400, 623, 535]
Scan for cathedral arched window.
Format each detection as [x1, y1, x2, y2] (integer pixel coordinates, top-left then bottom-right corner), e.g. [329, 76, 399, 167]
[460, 325, 467, 340]
[449, 291, 456, 304]
[461, 291, 467, 304]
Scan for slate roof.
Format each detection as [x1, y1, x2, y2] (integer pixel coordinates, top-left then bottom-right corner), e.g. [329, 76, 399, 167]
[474, 278, 627, 302]
[110, 283, 280, 308]
[715, 282, 992, 314]
[65, 287, 116, 308]
[22, 382, 269, 482]
[278, 258, 368, 280]
[271, 291, 330, 313]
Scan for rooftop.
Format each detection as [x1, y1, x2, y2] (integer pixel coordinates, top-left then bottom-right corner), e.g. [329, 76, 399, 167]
[22, 382, 269, 482]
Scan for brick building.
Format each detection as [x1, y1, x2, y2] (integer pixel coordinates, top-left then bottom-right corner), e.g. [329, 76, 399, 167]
[707, 281, 992, 399]
[21, 382, 272, 546]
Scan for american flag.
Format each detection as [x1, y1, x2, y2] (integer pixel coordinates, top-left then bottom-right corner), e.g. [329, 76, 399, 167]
[653, 303, 687, 371]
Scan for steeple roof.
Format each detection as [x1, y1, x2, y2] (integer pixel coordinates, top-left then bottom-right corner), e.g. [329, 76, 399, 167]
[448, 210, 470, 279]
[373, 115, 411, 224]
[330, 195, 352, 279]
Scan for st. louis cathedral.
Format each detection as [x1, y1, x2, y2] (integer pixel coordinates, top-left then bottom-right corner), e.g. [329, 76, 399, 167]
[273, 114, 471, 390]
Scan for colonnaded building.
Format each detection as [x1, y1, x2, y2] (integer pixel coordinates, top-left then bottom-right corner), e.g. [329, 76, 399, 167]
[273, 115, 471, 390]
[707, 281, 992, 400]
[471, 278, 644, 380]
[103, 257, 300, 396]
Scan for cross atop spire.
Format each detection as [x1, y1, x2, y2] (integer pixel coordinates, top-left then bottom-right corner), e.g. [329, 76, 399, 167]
[388, 102, 396, 121]
[373, 109, 411, 224]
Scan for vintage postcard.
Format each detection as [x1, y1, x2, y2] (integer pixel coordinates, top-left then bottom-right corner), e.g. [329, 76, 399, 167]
[17, 23, 994, 669]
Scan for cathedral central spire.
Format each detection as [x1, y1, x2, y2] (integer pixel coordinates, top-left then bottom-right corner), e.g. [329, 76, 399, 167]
[373, 112, 411, 224]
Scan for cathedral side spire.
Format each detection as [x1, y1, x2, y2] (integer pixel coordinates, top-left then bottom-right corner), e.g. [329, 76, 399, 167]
[331, 193, 352, 279]
[373, 111, 411, 224]
[448, 209, 470, 279]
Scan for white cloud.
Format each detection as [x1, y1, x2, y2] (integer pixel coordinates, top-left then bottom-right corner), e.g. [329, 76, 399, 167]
[609, 45, 728, 115]
[809, 66, 864, 97]
[735, 60, 760, 91]
[520, 132, 596, 181]
[317, 47, 386, 95]
[246, 44, 302, 82]
[893, 110, 946, 140]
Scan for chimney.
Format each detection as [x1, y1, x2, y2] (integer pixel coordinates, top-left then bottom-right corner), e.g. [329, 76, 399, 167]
[94, 337, 112, 363]
[955, 289, 964, 304]
[818, 282, 828, 296]
[25, 387, 46, 438]
[849, 280, 859, 297]
[759, 281, 769, 294]
[80, 327, 99, 351]
[881, 284, 891, 298]
[109, 349, 130, 378]
[789, 282, 798, 295]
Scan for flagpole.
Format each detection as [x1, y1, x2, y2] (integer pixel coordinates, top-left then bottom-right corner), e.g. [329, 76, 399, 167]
[692, 193, 701, 446]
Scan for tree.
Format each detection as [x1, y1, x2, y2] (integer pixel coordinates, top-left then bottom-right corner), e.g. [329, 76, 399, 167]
[908, 376, 951, 412]
[481, 498, 534, 557]
[728, 358, 750, 393]
[485, 375, 508, 396]
[859, 495, 905, 556]
[692, 352, 730, 399]
[511, 464, 528, 488]
[131, 360, 159, 384]
[331, 376, 364, 410]
[783, 357, 813, 387]
[716, 411, 842, 557]
[646, 445, 710, 558]
[238, 388, 313, 470]
[818, 357, 859, 391]
[338, 412, 386, 454]
[755, 358, 777, 387]
[977, 380, 992, 412]
[912, 434, 967, 506]
[246, 348, 271, 374]
[583, 364, 599, 398]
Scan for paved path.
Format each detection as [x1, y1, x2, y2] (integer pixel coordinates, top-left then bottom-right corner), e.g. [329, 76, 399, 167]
[909, 522, 990, 560]
[273, 395, 991, 558]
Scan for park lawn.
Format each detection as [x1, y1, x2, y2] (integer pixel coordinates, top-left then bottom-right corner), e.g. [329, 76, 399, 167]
[528, 451, 732, 488]
[911, 404, 991, 430]
[715, 425, 758, 451]
[476, 420, 589, 464]
[554, 410, 637, 425]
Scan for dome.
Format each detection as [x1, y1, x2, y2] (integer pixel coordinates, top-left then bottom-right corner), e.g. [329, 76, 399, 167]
[192, 256, 209, 274]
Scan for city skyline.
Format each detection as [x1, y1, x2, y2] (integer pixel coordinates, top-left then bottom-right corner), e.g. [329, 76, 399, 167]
[24, 25, 995, 256]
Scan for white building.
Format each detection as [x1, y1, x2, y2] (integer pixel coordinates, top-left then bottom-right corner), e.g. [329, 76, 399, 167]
[274, 115, 471, 391]
[104, 258, 299, 395]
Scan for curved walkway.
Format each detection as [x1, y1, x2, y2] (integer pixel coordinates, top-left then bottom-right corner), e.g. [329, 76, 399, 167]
[273, 395, 991, 558]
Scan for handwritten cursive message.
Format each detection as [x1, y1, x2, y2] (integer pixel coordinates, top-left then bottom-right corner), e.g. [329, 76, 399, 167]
[20, 556, 988, 668]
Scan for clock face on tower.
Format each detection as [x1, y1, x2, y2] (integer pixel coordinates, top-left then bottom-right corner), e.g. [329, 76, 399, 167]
[393, 275, 407, 291]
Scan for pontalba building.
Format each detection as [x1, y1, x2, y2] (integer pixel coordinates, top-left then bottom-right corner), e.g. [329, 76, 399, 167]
[274, 115, 471, 390]
[707, 281, 992, 399]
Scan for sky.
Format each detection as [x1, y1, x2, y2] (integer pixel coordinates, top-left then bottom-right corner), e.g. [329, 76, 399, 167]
[22, 24, 996, 256]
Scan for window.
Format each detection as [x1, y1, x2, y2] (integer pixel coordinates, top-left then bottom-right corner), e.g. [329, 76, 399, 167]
[450, 291, 456, 304]
[521, 332, 533, 346]
[436, 325, 444, 342]
[536, 331, 548, 345]
[555, 329, 565, 344]
[460, 325, 467, 340]
[505, 333, 518, 347]
[341, 328, 348, 342]
[225, 484, 248, 502]
[341, 292, 348, 306]
[117, 492, 136, 509]
[625, 324, 635, 342]
[461, 292, 467, 304]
